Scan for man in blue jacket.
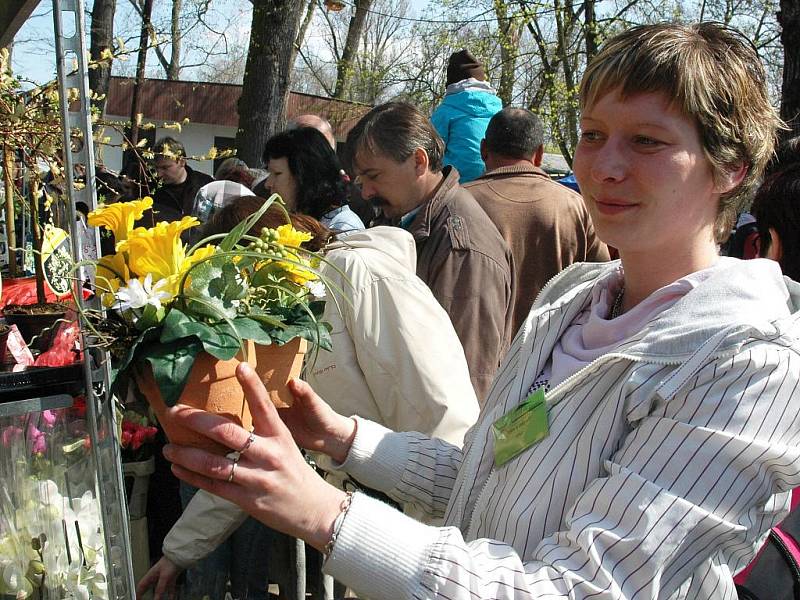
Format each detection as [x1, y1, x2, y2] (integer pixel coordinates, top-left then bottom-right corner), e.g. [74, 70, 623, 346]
[431, 50, 502, 183]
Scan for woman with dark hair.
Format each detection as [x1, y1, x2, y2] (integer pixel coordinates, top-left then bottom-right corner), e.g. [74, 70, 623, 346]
[263, 127, 365, 235]
[751, 163, 800, 281]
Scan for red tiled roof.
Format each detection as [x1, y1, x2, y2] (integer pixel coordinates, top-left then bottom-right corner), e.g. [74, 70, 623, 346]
[104, 77, 371, 139]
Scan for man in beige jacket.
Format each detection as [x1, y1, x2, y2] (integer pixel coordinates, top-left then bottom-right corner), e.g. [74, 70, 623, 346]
[464, 108, 610, 335]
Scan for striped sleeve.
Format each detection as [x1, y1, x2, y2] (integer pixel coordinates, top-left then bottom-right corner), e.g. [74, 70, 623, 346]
[338, 417, 465, 519]
[326, 344, 800, 600]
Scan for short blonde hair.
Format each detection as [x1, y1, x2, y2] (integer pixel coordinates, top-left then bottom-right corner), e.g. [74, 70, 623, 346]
[580, 22, 782, 242]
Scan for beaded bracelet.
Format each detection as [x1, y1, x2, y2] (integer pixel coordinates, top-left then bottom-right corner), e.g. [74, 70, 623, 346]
[323, 491, 354, 560]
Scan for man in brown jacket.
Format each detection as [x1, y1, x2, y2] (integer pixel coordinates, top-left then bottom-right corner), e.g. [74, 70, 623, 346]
[464, 108, 610, 335]
[345, 102, 514, 402]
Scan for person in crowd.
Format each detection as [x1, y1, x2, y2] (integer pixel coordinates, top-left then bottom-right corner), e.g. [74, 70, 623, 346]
[157, 22, 800, 600]
[214, 157, 270, 197]
[188, 180, 254, 242]
[288, 114, 338, 149]
[431, 49, 502, 183]
[264, 127, 365, 235]
[288, 113, 379, 227]
[137, 197, 479, 599]
[345, 101, 514, 401]
[464, 107, 610, 334]
[751, 162, 800, 281]
[147, 136, 213, 224]
[724, 134, 800, 259]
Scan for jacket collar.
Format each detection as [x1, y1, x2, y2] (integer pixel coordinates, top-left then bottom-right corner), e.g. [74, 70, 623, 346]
[528, 258, 800, 361]
[475, 164, 549, 180]
[408, 166, 461, 242]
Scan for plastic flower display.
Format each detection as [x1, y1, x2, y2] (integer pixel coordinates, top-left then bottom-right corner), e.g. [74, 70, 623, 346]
[0, 406, 105, 600]
[84, 195, 332, 407]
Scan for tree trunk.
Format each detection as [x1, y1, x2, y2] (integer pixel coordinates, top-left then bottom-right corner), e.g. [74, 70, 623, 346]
[122, 0, 154, 189]
[333, 0, 374, 100]
[28, 177, 46, 304]
[493, 0, 522, 106]
[554, 0, 578, 163]
[3, 145, 17, 278]
[779, 0, 800, 138]
[168, 0, 182, 80]
[584, 0, 598, 62]
[88, 0, 116, 116]
[291, 0, 317, 72]
[235, 0, 306, 167]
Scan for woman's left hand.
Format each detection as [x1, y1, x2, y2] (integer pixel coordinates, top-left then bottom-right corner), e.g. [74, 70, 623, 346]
[162, 361, 348, 551]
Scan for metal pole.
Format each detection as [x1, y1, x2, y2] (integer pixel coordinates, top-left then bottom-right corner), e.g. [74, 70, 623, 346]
[52, 0, 136, 597]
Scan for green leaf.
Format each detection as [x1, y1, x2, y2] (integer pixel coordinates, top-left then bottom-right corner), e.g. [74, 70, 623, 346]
[268, 302, 332, 350]
[183, 259, 246, 320]
[231, 317, 275, 345]
[246, 308, 288, 330]
[160, 308, 240, 361]
[145, 338, 204, 407]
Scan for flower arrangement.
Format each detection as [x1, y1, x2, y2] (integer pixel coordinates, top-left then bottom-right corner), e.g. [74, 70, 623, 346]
[83, 194, 331, 407]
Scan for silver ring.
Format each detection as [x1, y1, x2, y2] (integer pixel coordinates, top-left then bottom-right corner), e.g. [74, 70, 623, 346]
[236, 432, 256, 456]
[227, 457, 238, 483]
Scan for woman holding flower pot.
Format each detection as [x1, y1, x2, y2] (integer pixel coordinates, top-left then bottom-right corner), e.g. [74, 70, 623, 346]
[152, 22, 800, 600]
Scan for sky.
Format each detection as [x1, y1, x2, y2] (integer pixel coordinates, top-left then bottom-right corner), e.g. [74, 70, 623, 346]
[10, 0, 432, 87]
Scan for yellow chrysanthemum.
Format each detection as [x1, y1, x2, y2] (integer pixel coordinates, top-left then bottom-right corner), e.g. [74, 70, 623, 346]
[117, 217, 199, 282]
[88, 197, 153, 243]
[281, 254, 319, 286]
[274, 224, 312, 248]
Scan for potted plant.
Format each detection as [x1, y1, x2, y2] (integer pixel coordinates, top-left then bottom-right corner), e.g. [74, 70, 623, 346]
[1, 48, 73, 346]
[81, 194, 331, 453]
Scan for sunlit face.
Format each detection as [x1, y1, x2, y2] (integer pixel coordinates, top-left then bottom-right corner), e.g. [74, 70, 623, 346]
[353, 149, 424, 218]
[153, 157, 187, 185]
[267, 157, 299, 211]
[572, 89, 725, 258]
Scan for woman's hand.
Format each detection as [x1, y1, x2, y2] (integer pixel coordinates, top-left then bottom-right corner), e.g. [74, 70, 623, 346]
[136, 556, 181, 599]
[162, 362, 349, 551]
[283, 378, 357, 464]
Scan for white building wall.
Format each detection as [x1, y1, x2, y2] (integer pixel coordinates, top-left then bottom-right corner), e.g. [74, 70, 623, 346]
[97, 115, 238, 177]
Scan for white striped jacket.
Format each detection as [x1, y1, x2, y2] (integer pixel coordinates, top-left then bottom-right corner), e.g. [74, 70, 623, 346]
[326, 258, 800, 599]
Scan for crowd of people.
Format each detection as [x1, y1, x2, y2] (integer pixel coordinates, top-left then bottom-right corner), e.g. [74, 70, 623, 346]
[116, 21, 800, 600]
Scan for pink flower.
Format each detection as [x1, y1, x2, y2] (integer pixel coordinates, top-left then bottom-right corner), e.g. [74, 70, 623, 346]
[27, 422, 47, 454]
[1, 426, 23, 448]
[41, 410, 57, 428]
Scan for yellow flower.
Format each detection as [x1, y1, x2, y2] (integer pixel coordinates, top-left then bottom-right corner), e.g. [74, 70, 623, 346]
[88, 197, 153, 243]
[274, 224, 312, 248]
[117, 217, 199, 282]
[96, 252, 129, 308]
[162, 244, 217, 297]
[281, 255, 319, 286]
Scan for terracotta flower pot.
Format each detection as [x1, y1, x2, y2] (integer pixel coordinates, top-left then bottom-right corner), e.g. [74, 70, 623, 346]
[254, 337, 307, 408]
[138, 338, 307, 454]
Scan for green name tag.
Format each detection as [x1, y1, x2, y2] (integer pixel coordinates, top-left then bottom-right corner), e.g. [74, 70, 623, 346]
[492, 387, 549, 467]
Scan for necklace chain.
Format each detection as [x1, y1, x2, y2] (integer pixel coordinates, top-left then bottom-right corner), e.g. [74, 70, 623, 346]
[610, 285, 625, 319]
